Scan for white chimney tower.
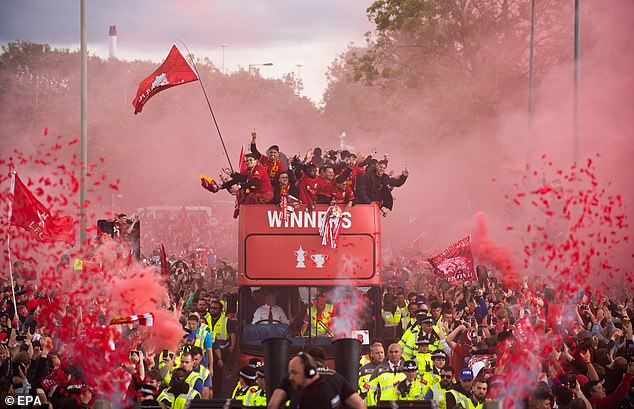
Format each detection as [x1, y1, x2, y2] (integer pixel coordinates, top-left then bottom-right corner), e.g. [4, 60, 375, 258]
[108, 25, 117, 59]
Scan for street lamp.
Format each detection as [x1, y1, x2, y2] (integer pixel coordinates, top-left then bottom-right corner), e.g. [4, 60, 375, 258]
[295, 64, 303, 95]
[221, 43, 227, 73]
[248, 62, 273, 75]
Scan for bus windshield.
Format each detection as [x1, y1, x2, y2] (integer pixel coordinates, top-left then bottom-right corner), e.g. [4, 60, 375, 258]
[239, 285, 380, 349]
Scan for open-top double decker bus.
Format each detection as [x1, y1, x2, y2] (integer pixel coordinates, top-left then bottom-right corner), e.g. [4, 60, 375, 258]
[237, 204, 383, 359]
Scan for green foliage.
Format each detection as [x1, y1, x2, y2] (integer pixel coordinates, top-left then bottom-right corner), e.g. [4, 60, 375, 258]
[320, 0, 580, 148]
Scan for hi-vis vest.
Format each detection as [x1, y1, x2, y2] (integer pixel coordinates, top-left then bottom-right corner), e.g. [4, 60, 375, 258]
[395, 304, 409, 330]
[358, 361, 380, 406]
[401, 329, 440, 360]
[448, 389, 469, 409]
[157, 386, 201, 409]
[421, 369, 441, 387]
[206, 313, 229, 345]
[192, 325, 211, 350]
[371, 369, 406, 402]
[232, 383, 250, 402]
[427, 382, 448, 409]
[396, 378, 426, 400]
[308, 304, 334, 336]
[464, 397, 484, 409]
[415, 352, 433, 375]
[193, 364, 211, 389]
[382, 310, 400, 327]
[244, 386, 267, 406]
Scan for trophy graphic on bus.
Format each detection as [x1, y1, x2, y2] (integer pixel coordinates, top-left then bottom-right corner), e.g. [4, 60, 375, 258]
[310, 254, 329, 268]
[294, 246, 307, 268]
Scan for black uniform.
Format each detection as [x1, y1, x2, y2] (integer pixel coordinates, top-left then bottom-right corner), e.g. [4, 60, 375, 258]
[277, 370, 356, 409]
[289, 374, 355, 409]
[355, 169, 407, 210]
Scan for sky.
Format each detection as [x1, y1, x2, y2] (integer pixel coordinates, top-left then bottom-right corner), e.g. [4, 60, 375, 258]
[0, 0, 375, 104]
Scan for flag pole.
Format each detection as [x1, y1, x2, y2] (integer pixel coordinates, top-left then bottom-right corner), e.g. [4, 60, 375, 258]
[177, 41, 235, 174]
[7, 171, 21, 329]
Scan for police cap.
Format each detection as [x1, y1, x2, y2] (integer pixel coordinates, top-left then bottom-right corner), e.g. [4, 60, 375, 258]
[403, 360, 418, 371]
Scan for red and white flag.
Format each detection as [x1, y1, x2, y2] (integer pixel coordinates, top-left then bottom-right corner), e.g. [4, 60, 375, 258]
[109, 312, 154, 326]
[132, 45, 199, 114]
[10, 173, 75, 245]
[428, 235, 477, 285]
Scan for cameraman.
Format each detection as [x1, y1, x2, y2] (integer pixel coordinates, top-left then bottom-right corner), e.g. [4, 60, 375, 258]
[114, 213, 140, 259]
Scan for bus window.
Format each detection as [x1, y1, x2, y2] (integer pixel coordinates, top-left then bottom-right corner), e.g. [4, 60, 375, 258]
[239, 285, 379, 349]
[239, 287, 298, 343]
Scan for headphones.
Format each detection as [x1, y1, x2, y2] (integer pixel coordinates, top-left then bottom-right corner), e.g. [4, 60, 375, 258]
[297, 352, 317, 378]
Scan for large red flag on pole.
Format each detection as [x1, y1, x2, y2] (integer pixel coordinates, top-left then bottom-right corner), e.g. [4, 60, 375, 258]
[428, 235, 477, 285]
[132, 45, 199, 114]
[10, 172, 75, 245]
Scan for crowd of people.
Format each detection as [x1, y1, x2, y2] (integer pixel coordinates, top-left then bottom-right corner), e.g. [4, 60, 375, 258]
[2, 243, 632, 409]
[201, 131, 409, 217]
[1, 137, 631, 409]
[139, 205, 237, 263]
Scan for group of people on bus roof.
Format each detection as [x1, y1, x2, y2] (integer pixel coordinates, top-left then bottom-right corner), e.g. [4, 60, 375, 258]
[201, 130, 409, 217]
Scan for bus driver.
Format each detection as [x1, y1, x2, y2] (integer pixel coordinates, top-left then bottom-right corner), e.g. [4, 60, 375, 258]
[252, 292, 289, 325]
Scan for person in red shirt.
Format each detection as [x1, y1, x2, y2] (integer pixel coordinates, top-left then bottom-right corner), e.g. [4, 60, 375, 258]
[581, 360, 634, 409]
[316, 165, 336, 204]
[219, 153, 273, 204]
[250, 130, 286, 182]
[330, 175, 354, 211]
[294, 162, 320, 207]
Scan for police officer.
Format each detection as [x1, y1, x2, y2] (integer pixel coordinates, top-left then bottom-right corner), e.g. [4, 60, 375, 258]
[244, 365, 267, 406]
[396, 360, 426, 400]
[401, 312, 441, 360]
[232, 365, 258, 403]
[422, 350, 449, 386]
[423, 366, 454, 409]
[414, 335, 433, 375]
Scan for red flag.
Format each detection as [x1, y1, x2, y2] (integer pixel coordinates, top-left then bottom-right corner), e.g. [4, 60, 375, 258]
[179, 206, 193, 239]
[10, 173, 75, 245]
[428, 235, 477, 285]
[132, 45, 199, 114]
[109, 312, 154, 326]
[160, 244, 173, 300]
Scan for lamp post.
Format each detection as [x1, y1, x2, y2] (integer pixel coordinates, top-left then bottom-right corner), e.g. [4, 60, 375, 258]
[295, 64, 303, 95]
[573, 0, 581, 164]
[248, 62, 273, 75]
[527, 0, 535, 172]
[80, 0, 88, 247]
[221, 43, 227, 73]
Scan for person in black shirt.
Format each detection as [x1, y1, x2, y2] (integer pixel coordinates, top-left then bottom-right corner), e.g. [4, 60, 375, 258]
[355, 159, 408, 217]
[268, 353, 366, 409]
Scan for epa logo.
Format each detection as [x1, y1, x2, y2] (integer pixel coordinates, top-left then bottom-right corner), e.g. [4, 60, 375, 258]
[5, 395, 42, 406]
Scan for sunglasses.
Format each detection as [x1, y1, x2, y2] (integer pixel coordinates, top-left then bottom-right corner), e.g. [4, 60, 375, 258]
[441, 375, 453, 379]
